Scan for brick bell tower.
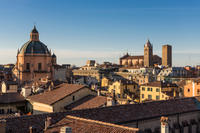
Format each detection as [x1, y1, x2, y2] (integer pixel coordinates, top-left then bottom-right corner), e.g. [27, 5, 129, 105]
[144, 39, 153, 67]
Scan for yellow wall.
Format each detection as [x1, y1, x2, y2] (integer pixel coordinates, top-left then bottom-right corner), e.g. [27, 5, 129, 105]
[108, 81, 138, 99]
[30, 102, 53, 114]
[140, 86, 170, 102]
[183, 80, 200, 97]
[101, 77, 110, 87]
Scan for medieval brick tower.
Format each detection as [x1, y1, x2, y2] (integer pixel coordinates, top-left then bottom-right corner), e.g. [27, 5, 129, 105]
[144, 40, 153, 67]
[162, 45, 172, 67]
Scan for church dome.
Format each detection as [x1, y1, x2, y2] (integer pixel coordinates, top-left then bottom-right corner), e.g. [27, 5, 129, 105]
[19, 26, 50, 55]
[19, 41, 50, 54]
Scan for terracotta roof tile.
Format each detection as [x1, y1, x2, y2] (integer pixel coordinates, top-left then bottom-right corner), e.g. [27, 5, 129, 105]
[65, 95, 107, 110]
[3, 97, 200, 133]
[120, 55, 161, 60]
[45, 115, 138, 133]
[27, 84, 88, 105]
[4, 112, 71, 133]
[141, 81, 177, 88]
[0, 93, 25, 104]
[71, 97, 200, 124]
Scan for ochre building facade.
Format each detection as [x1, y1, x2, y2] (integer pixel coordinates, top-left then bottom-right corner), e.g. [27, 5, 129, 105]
[120, 40, 161, 67]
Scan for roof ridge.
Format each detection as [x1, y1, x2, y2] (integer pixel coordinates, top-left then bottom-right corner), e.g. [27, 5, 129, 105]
[66, 115, 139, 131]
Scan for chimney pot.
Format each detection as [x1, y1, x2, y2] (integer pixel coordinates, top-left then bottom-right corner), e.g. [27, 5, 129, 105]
[161, 116, 169, 133]
[60, 126, 72, 133]
[29, 126, 37, 133]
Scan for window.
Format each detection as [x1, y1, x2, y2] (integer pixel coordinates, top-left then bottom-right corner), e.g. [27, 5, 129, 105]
[147, 88, 150, 91]
[7, 86, 10, 90]
[156, 88, 160, 92]
[142, 87, 145, 91]
[72, 96, 75, 101]
[198, 89, 200, 95]
[142, 94, 144, 98]
[7, 109, 12, 114]
[38, 63, 42, 71]
[26, 63, 30, 70]
[156, 96, 160, 100]
[148, 95, 152, 100]
[188, 89, 190, 92]
[0, 109, 4, 114]
[150, 88, 153, 91]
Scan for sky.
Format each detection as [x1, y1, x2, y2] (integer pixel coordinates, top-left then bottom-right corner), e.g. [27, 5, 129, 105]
[0, 0, 200, 66]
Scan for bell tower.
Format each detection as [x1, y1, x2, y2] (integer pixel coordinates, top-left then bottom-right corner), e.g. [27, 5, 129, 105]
[144, 40, 153, 67]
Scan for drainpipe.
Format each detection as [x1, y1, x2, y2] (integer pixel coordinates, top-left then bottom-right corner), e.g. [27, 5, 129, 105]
[192, 81, 195, 97]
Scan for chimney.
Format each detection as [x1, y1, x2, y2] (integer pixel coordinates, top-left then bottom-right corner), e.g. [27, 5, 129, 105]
[48, 81, 54, 91]
[106, 97, 116, 106]
[60, 126, 72, 133]
[0, 119, 6, 133]
[44, 117, 52, 130]
[97, 89, 101, 96]
[161, 116, 169, 133]
[29, 126, 37, 133]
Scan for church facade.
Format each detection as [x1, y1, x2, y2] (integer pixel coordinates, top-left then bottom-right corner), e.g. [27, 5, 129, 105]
[119, 40, 162, 68]
[13, 26, 57, 84]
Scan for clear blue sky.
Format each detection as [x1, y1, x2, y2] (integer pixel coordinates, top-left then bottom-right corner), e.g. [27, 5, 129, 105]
[0, 0, 200, 66]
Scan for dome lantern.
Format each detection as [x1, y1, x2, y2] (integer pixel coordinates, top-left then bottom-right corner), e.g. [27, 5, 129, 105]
[30, 25, 39, 41]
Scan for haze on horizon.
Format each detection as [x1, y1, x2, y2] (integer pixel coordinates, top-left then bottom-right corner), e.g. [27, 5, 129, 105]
[0, 0, 200, 67]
